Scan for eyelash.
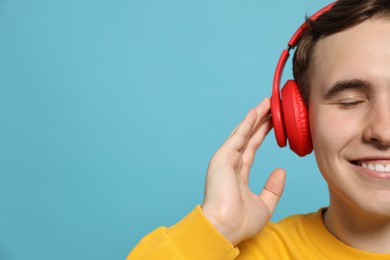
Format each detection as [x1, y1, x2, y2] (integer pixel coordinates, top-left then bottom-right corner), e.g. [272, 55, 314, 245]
[338, 100, 364, 108]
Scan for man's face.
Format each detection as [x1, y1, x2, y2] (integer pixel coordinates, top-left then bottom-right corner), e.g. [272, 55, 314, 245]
[309, 17, 390, 216]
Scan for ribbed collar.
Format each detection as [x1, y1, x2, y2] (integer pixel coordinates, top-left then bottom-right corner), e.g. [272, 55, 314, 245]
[304, 208, 390, 259]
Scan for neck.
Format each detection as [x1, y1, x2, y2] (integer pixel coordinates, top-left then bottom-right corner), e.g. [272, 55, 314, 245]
[324, 192, 390, 253]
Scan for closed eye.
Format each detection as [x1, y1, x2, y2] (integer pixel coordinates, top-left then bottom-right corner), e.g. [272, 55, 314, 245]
[324, 79, 370, 109]
[337, 100, 365, 109]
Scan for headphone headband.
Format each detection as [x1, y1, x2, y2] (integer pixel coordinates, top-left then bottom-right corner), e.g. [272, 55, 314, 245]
[288, 2, 336, 48]
[271, 2, 336, 155]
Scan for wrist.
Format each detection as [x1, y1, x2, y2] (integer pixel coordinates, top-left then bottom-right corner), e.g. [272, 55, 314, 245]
[201, 205, 243, 246]
[167, 206, 239, 258]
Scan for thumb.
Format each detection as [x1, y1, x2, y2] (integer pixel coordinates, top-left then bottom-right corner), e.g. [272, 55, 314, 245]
[259, 168, 286, 217]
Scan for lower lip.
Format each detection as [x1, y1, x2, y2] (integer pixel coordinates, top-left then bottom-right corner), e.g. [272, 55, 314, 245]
[352, 163, 390, 180]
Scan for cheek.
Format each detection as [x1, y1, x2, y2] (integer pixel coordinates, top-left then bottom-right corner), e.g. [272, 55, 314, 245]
[308, 105, 357, 162]
[308, 107, 348, 184]
[309, 105, 363, 152]
[309, 108, 340, 154]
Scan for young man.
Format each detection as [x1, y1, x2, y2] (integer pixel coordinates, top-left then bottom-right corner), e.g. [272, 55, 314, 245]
[128, 0, 390, 258]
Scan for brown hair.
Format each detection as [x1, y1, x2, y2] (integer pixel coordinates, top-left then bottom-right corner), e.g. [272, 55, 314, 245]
[293, 0, 390, 103]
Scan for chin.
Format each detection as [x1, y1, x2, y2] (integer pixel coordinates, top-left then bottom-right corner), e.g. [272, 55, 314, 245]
[347, 190, 390, 220]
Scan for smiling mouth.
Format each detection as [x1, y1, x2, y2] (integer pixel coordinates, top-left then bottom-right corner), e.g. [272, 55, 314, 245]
[352, 161, 390, 172]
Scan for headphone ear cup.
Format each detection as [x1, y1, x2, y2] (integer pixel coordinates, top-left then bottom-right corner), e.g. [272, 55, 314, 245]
[281, 80, 313, 156]
[271, 95, 287, 148]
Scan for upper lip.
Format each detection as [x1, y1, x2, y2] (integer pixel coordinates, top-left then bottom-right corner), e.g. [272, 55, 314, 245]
[350, 157, 390, 165]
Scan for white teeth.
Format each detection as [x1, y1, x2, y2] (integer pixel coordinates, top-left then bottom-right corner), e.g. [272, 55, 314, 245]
[361, 163, 390, 172]
[375, 164, 385, 172]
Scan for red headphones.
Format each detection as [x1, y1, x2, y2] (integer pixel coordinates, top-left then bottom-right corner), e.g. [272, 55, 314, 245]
[271, 2, 335, 157]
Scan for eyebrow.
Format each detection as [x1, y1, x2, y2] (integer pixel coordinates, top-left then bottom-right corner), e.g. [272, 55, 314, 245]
[324, 79, 371, 100]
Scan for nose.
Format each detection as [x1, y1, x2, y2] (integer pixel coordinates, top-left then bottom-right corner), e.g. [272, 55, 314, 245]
[363, 101, 390, 147]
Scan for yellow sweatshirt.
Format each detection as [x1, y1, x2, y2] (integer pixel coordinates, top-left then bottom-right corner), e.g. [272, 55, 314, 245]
[128, 206, 390, 259]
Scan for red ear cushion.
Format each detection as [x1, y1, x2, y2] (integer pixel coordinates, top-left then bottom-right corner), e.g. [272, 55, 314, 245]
[271, 95, 287, 148]
[281, 80, 313, 156]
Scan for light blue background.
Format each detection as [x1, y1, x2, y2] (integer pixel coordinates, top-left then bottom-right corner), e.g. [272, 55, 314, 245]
[0, 0, 331, 259]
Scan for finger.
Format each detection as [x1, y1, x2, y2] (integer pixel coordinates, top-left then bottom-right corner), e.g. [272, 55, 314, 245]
[238, 118, 273, 181]
[225, 98, 271, 150]
[224, 108, 258, 150]
[249, 97, 271, 137]
[238, 100, 273, 176]
[246, 116, 272, 154]
[244, 97, 272, 150]
[228, 125, 238, 137]
[258, 168, 286, 216]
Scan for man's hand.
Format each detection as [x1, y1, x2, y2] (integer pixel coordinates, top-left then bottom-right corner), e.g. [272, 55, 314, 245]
[201, 97, 286, 246]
